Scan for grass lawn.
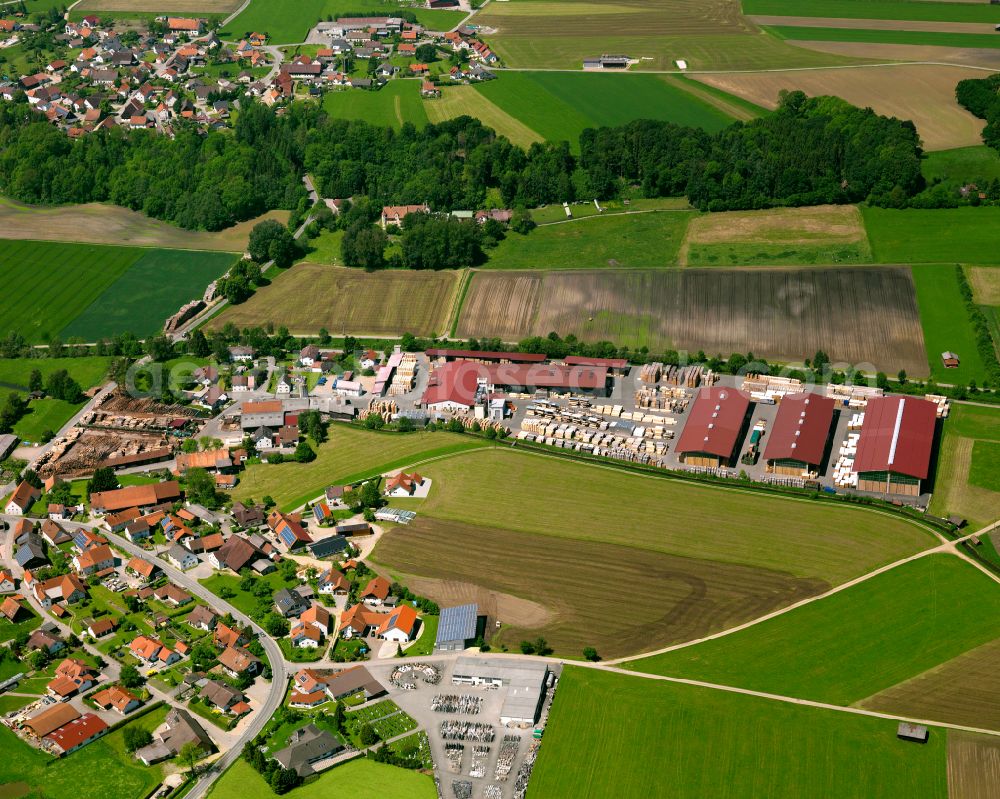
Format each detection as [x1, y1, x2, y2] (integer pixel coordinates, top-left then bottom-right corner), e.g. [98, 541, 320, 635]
[207, 757, 436, 799]
[297, 229, 344, 266]
[766, 25, 1000, 50]
[0, 605, 42, 643]
[200, 570, 300, 618]
[484, 212, 694, 270]
[930, 403, 1000, 527]
[627, 554, 1000, 705]
[921, 146, 1000, 192]
[968, 439, 1000, 492]
[0, 704, 167, 799]
[13, 398, 81, 443]
[229, 425, 487, 511]
[402, 614, 437, 657]
[0, 693, 34, 714]
[0, 356, 111, 391]
[529, 667, 946, 799]
[863, 207, 1000, 265]
[910, 264, 988, 385]
[321, 81, 429, 130]
[744, 0, 1000, 22]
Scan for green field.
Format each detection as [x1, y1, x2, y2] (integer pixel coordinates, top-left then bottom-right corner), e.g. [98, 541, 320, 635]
[207, 757, 435, 799]
[322, 80, 429, 130]
[0, 705, 167, 799]
[13, 398, 81, 443]
[0, 356, 111, 391]
[968, 440, 1000, 492]
[230, 425, 488, 511]
[475, 72, 736, 149]
[930, 404, 1000, 529]
[910, 265, 988, 385]
[223, 0, 463, 44]
[628, 555, 1000, 705]
[745, 0, 1000, 23]
[529, 668, 946, 799]
[863, 207, 1000, 265]
[687, 241, 871, 266]
[766, 25, 1000, 50]
[922, 147, 1000, 191]
[62, 248, 235, 340]
[484, 211, 694, 269]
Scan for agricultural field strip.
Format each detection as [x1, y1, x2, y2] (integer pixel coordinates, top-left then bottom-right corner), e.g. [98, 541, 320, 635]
[749, 16, 998, 34]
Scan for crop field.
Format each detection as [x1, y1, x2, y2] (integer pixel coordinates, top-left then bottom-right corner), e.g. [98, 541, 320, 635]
[322, 80, 429, 130]
[474, 72, 735, 148]
[63, 248, 235, 340]
[456, 266, 929, 375]
[209, 264, 460, 337]
[910, 265, 988, 384]
[529, 668, 947, 799]
[425, 86, 542, 149]
[858, 638, 1000, 732]
[682, 204, 872, 266]
[73, 0, 241, 12]
[929, 404, 1000, 529]
[694, 64, 986, 151]
[864, 207, 1000, 264]
[223, 0, 462, 44]
[967, 266, 1000, 305]
[388, 448, 935, 583]
[627, 555, 1000, 706]
[373, 516, 828, 657]
[229, 425, 486, 510]
[483, 211, 693, 270]
[474, 0, 865, 70]
[743, 0, 1000, 24]
[947, 733, 1000, 799]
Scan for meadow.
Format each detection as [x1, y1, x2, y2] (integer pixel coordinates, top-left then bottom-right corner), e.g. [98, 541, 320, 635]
[744, 0, 1000, 23]
[863, 207, 1000, 264]
[766, 25, 1000, 51]
[627, 554, 1000, 705]
[694, 64, 985, 151]
[910, 265, 987, 384]
[207, 758, 435, 799]
[929, 403, 1000, 529]
[425, 86, 543, 149]
[474, 72, 735, 149]
[483, 211, 693, 269]
[229, 425, 487, 510]
[456, 266, 929, 375]
[0, 356, 111, 391]
[529, 668, 947, 799]
[322, 81, 429, 130]
[968, 266, 1000, 305]
[72, 0, 241, 13]
[208, 264, 461, 338]
[386, 448, 936, 583]
[14, 398, 81, 443]
[921, 146, 1000, 192]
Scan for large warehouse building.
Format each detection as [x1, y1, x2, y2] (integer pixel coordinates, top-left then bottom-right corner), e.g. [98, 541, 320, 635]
[764, 393, 836, 476]
[854, 396, 937, 496]
[452, 657, 549, 726]
[675, 386, 751, 468]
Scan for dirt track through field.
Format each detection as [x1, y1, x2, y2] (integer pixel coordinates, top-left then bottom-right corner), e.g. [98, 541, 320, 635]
[749, 15, 998, 34]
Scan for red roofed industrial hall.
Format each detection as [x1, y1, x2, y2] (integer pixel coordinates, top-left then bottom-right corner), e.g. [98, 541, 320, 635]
[764, 393, 836, 476]
[854, 396, 937, 496]
[675, 387, 751, 468]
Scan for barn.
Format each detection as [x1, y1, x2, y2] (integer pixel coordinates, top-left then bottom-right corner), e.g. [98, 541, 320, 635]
[763, 393, 836, 477]
[854, 396, 937, 497]
[675, 386, 751, 468]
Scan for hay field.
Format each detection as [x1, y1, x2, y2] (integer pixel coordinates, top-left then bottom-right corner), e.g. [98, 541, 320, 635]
[0, 197, 270, 251]
[968, 266, 1000, 305]
[73, 0, 241, 12]
[424, 86, 542, 149]
[628, 554, 1000, 706]
[372, 516, 827, 657]
[456, 266, 929, 374]
[929, 404, 1000, 529]
[863, 207, 1000, 264]
[529, 668, 947, 799]
[948, 733, 1000, 799]
[857, 638, 1000, 732]
[693, 64, 986, 151]
[787, 40, 1000, 69]
[387, 448, 935, 583]
[208, 264, 461, 337]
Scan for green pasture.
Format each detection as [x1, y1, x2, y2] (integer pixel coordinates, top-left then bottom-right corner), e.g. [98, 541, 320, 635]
[921, 147, 1000, 192]
[969, 440, 1000, 492]
[862, 207, 1000, 264]
[687, 241, 871, 267]
[0, 356, 111, 390]
[766, 25, 1000, 50]
[322, 80, 429, 130]
[745, 0, 1000, 22]
[627, 554, 1000, 705]
[13, 398, 80, 443]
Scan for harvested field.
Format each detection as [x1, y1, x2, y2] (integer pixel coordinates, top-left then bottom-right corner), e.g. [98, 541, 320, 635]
[73, 0, 241, 11]
[947, 733, 1000, 799]
[456, 267, 928, 375]
[786, 39, 1000, 68]
[0, 197, 278, 251]
[750, 15, 998, 33]
[857, 638, 1000, 732]
[968, 266, 1000, 305]
[208, 264, 461, 337]
[693, 64, 987, 151]
[372, 517, 828, 658]
[424, 86, 542, 149]
[400, 576, 555, 630]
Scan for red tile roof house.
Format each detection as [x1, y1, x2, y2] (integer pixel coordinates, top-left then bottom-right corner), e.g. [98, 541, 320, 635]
[45, 713, 109, 755]
[290, 603, 331, 648]
[129, 635, 181, 667]
[90, 481, 181, 514]
[376, 604, 418, 643]
[217, 645, 262, 678]
[47, 658, 99, 699]
[28, 572, 87, 608]
[213, 622, 251, 649]
[85, 617, 117, 639]
[317, 568, 350, 596]
[5, 480, 41, 515]
[380, 204, 429, 228]
[72, 543, 115, 577]
[91, 684, 142, 715]
[268, 510, 313, 551]
[361, 576, 391, 605]
[384, 471, 426, 497]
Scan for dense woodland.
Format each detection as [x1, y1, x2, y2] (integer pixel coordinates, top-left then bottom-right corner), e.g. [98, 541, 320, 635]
[0, 91, 926, 230]
[957, 74, 1000, 152]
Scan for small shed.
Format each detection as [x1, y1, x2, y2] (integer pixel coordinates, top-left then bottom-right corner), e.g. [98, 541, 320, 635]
[897, 722, 929, 743]
[941, 351, 960, 369]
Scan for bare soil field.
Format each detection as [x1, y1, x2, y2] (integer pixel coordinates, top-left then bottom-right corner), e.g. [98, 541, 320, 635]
[75, 0, 241, 11]
[749, 15, 998, 33]
[371, 516, 828, 658]
[685, 204, 866, 245]
[856, 638, 1000, 732]
[967, 266, 1000, 305]
[456, 266, 928, 374]
[0, 198, 282, 251]
[947, 732, 1000, 799]
[399, 576, 555, 630]
[791, 38, 1000, 68]
[693, 64, 987, 151]
[209, 263, 461, 336]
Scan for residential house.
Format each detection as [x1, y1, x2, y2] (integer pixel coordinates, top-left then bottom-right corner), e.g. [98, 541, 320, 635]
[72, 543, 115, 577]
[91, 685, 141, 714]
[274, 587, 309, 618]
[85, 617, 117, 639]
[376, 604, 418, 643]
[199, 679, 244, 713]
[361, 576, 391, 605]
[124, 518, 152, 542]
[217, 645, 261, 678]
[136, 707, 213, 765]
[209, 535, 261, 572]
[273, 724, 343, 777]
[317, 568, 349, 596]
[384, 471, 425, 497]
[213, 622, 250, 649]
[380, 204, 429, 228]
[153, 583, 192, 607]
[129, 635, 180, 667]
[321, 665, 387, 702]
[186, 605, 218, 631]
[165, 544, 199, 571]
[47, 657, 99, 699]
[27, 628, 66, 655]
[268, 510, 312, 551]
[0, 570, 15, 594]
[41, 520, 72, 547]
[29, 573, 87, 607]
[6, 480, 40, 515]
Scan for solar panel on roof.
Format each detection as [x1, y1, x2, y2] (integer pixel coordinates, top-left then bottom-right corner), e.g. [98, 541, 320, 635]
[436, 603, 478, 644]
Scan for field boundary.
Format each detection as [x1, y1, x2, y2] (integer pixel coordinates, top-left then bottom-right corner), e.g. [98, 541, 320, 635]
[447, 268, 473, 337]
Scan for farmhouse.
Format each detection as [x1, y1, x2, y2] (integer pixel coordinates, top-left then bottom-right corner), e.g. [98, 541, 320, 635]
[29, 573, 87, 607]
[763, 393, 836, 476]
[90, 481, 181, 513]
[384, 471, 426, 497]
[167, 17, 203, 33]
[268, 510, 313, 551]
[380, 204, 429, 228]
[72, 543, 115, 576]
[675, 387, 752, 468]
[854, 396, 937, 496]
[6, 480, 41, 515]
[452, 656, 549, 725]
